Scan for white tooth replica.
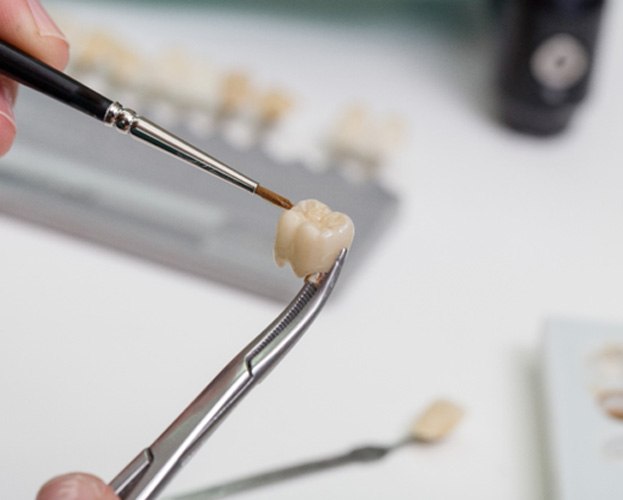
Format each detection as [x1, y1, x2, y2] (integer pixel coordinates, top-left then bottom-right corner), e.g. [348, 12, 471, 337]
[274, 199, 354, 278]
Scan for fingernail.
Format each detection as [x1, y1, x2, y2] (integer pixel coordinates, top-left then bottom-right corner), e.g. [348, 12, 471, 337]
[26, 0, 68, 42]
[37, 474, 107, 500]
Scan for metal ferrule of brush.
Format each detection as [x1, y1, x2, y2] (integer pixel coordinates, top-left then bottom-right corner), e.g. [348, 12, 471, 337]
[103, 101, 258, 193]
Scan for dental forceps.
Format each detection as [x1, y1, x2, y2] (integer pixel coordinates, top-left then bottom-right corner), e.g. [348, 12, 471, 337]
[109, 249, 347, 500]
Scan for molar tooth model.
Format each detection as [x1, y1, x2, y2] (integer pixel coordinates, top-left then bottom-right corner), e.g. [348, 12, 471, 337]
[274, 199, 354, 278]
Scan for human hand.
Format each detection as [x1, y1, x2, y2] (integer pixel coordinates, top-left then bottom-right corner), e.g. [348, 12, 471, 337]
[0, 0, 69, 155]
[3, 6, 109, 499]
[37, 473, 119, 500]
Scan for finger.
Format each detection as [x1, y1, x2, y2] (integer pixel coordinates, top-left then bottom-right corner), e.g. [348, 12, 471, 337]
[0, 0, 70, 70]
[0, 77, 18, 156]
[36, 473, 119, 500]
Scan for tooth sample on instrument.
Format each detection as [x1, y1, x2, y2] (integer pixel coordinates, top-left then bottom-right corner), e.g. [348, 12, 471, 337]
[274, 200, 354, 278]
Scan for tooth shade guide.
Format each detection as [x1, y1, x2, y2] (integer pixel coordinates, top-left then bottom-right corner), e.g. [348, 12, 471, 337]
[170, 397, 463, 499]
[410, 399, 465, 443]
[68, 27, 398, 188]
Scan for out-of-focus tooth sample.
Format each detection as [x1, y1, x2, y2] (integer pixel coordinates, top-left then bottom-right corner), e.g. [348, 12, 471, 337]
[257, 89, 293, 125]
[600, 392, 623, 420]
[218, 72, 252, 116]
[148, 48, 194, 99]
[274, 199, 354, 278]
[589, 344, 623, 420]
[329, 105, 407, 170]
[410, 399, 465, 443]
[72, 31, 122, 72]
[330, 104, 368, 157]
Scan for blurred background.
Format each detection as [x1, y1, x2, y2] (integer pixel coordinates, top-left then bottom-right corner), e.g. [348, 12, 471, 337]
[1, 1, 622, 499]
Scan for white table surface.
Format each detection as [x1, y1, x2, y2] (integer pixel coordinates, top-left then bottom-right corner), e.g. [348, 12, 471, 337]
[1, 1, 622, 499]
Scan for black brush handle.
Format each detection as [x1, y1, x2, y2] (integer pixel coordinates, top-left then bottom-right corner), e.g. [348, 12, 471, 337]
[0, 40, 113, 121]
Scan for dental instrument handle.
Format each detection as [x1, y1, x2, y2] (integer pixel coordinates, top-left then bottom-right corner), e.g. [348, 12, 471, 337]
[172, 445, 393, 500]
[0, 40, 293, 209]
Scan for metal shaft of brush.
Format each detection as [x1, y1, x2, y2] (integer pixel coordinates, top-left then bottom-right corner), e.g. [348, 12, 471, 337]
[103, 102, 258, 194]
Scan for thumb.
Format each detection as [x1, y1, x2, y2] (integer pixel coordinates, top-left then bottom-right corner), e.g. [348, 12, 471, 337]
[2, 0, 70, 70]
[0, 0, 70, 156]
[37, 473, 119, 500]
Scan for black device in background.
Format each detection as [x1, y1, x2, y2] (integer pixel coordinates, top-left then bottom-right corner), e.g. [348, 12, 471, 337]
[496, 0, 606, 135]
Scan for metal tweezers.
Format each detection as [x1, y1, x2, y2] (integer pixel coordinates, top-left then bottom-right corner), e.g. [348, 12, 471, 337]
[109, 249, 347, 500]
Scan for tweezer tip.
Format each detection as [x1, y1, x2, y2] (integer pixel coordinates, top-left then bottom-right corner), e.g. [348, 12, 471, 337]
[305, 248, 348, 287]
[255, 185, 294, 210]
